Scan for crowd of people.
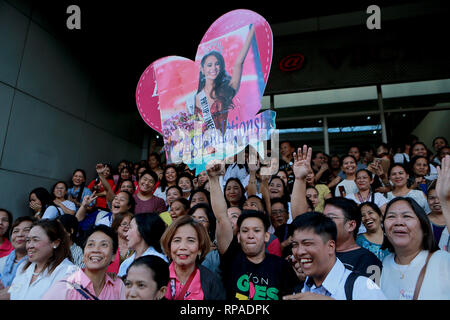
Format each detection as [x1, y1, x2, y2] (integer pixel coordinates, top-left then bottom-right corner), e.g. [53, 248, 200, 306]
[0, 135, 449, 300]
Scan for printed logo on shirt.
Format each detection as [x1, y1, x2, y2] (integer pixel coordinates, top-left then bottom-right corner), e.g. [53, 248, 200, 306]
[235, 274, 279, 300]
[399, 289, 413, 300]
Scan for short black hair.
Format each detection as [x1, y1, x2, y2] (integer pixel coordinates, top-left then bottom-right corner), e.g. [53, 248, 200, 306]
[148, 152, 161, 164]
[236, 210, 270, 232]
[340, 154, 357, 166]
[246, 195, 267, 214]
[290, 212, 337, 244]
[83, 224, 118, 254]
[126, 255, 169, 290]
[324, 197, 361, 240]
[139, 170, 158, 184]
[432, 136, 448, 146]
[188, 188, 211, 207]
[133, 213, 166, 254]
[270, 197, 289, 212]
[57, 214, 79, 242]
[117, 190, 135, 214]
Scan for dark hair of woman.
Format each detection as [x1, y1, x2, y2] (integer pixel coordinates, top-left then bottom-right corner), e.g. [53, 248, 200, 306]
[187, 203, 217, 242]
[71, 169, 87, 203]
[160, 164, 178, 193]
[0, 208, 14, 240]
[51, 181, 69, 200]
[126, 255, 169, 290]
[269, 175, 291, 203]
[133, 213, 166, 254]
[224, 177, 247, 208]
[188, 188, 211, 207]
[114, 166, 133, 193]
[29, 187, 55, 218]
[22, 219, 72, 275]
[381, 197, 439, 253]
[197, 51, 235, 111]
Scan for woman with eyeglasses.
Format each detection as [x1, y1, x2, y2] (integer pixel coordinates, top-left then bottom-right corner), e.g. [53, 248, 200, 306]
[105, 212, 135, 275]
[117, 213, 168, 278]
[270, 198, 292, 258]
[188, 203, 216, 245]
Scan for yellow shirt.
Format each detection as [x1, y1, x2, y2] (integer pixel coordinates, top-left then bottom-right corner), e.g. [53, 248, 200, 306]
[314, 184, 331, 213]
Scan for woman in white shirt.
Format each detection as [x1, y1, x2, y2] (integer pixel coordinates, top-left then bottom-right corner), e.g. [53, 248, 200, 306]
[410, 142, 438, 180]
[386, 163, 431, 214]
[335, 155, 358, 197]
[49, 181, 76, 217]
[380, 197, 450, 299]
[346, 169, 388, 213]
[118, 213, 168, 277]
[2, 219, 77, 300]
[153, 165, 178, 203]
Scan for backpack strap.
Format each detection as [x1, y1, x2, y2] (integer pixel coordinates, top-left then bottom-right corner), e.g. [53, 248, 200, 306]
[344, 272, 360, 300]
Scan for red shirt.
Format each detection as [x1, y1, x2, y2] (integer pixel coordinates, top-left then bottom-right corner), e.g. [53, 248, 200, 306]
[0, 238, 13, 258]
[88, 178, 114, 209]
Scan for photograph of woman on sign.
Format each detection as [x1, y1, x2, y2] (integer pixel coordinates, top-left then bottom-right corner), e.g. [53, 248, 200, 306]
[188, 24, 255, 135]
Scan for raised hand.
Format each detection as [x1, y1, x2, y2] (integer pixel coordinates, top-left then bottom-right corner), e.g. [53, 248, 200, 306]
[96, 163, 106, 176]
[437, 155, 450, 204]
[292, 145, 313, 180]
[247, 156, 260, 173]
[206, 159, 225, 178]
[81, 192, 97, 209]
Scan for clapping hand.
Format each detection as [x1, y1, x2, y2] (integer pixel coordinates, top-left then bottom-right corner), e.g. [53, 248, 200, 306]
[292, 145, 313, 180]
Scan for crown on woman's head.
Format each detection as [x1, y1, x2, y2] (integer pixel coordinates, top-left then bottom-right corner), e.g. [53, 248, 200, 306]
[204, 41, 224, 54]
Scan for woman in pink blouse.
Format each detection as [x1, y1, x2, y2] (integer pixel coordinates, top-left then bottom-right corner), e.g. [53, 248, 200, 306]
[160, 216, 225, 300]
[42, 225, 125, 300]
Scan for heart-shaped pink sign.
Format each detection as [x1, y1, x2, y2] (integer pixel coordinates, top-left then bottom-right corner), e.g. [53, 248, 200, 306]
[136, 9, 274, 170]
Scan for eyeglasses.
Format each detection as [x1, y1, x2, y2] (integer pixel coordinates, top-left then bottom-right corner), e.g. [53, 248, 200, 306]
[119, 223, 130, 228]
[324, 214, 345, 221]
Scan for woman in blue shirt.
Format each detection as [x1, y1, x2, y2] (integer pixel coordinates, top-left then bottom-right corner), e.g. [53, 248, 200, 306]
[356, 202, 390, 261]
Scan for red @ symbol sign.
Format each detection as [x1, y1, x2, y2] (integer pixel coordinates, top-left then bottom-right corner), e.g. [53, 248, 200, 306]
[279, 53, 305, 72]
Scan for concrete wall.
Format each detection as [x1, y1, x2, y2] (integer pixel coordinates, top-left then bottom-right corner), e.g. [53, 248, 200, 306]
[0, 0, 145, 219]
[412, 110, 450, 150]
